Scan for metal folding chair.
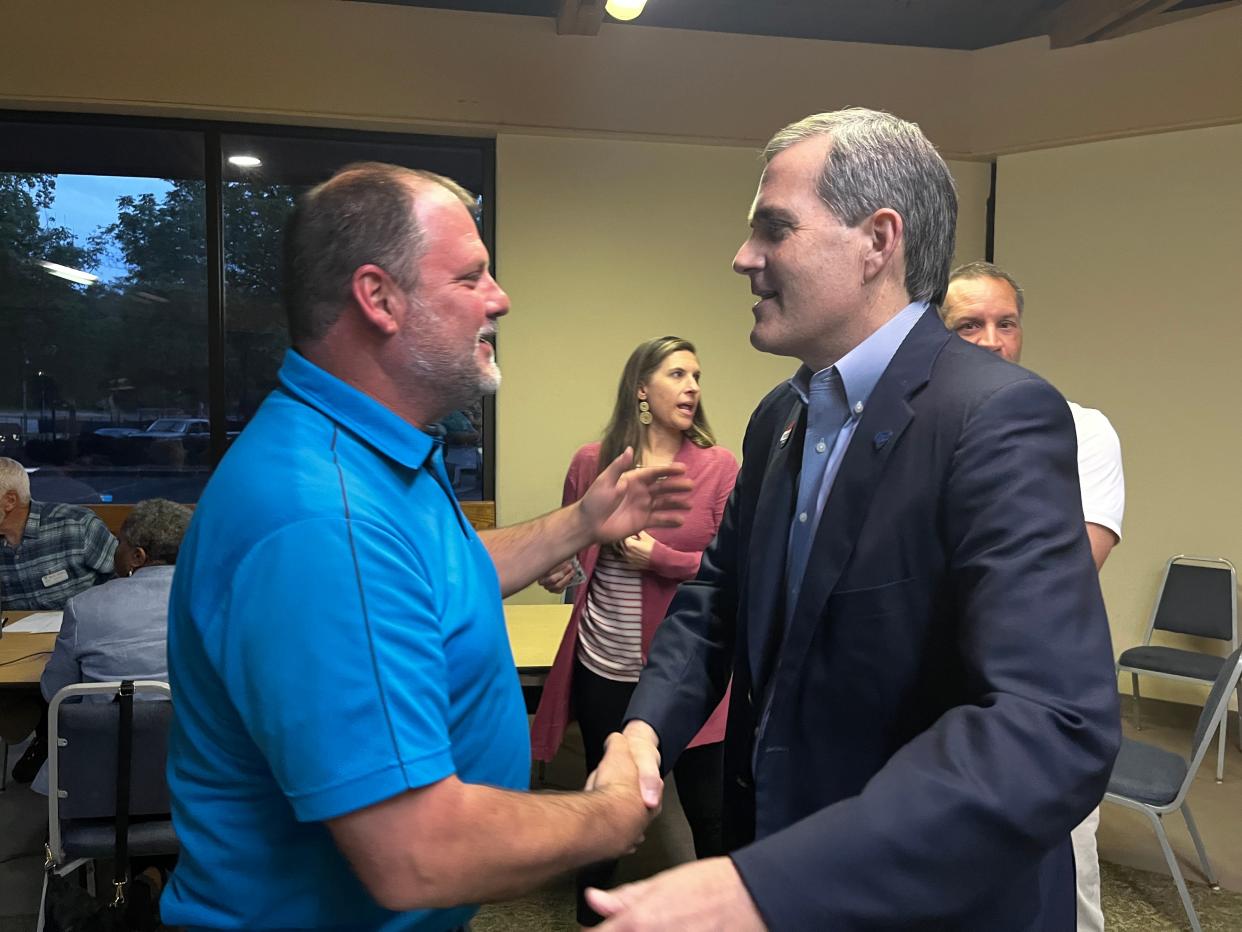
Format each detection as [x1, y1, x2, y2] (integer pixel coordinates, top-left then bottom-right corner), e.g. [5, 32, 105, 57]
[38, 680, 178, 931]
[1116, 555, 1238, 781]
[1104, 645, 1242, 932]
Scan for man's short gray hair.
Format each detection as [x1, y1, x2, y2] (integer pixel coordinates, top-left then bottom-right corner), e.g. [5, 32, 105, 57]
[764, 108, 958, 307]
[0, 458, 31, 504]
[948, 261, 1025, 315]
[121, 498, 193, 565]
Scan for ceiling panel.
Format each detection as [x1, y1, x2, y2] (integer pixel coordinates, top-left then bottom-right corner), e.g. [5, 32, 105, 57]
[353, 0, 1063, 50]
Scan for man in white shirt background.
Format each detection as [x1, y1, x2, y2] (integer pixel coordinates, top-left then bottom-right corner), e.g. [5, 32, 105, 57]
[941, 259, 1125, 931]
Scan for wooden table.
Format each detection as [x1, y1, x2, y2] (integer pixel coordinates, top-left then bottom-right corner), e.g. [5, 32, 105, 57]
[503, 602, 571, 672]
[0, 612, 57, 688]
[0, 604, 571, 687]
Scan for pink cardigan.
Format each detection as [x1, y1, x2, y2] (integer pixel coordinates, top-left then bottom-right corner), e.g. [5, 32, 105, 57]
[529, 438, 739, 762]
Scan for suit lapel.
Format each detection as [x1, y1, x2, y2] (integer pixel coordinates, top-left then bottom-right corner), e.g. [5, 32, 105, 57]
[746, 397, 806, 692]
[778, 312, 952, 679]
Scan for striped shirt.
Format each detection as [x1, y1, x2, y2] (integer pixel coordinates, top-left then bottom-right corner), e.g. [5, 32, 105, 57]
[0, 501, 116, 610]
[576, 549, 644, 682]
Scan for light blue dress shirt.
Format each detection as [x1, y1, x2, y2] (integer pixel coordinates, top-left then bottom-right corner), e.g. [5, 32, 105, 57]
[785, 303, 928, 607]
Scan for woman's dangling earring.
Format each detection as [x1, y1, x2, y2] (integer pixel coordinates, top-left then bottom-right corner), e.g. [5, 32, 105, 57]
[638, 400, 653, 425]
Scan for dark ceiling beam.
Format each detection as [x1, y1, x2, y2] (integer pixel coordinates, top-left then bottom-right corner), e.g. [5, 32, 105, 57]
[1047, 0, 1181, 47]
[557, 0, 605, 36]
[1105, 0, 1242, 39]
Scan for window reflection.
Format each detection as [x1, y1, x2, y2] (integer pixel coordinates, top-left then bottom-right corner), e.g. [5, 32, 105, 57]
[0, 150, 208, 502]
[221, 131, 492, 499]
[1, 117, 494, 503]
[430, 403, 484, 500]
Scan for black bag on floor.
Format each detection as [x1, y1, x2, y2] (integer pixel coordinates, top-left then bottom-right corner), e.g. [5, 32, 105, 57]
[41, 681, 142, 932]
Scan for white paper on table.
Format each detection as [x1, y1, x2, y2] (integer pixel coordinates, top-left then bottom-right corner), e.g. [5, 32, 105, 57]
[4, 611, 64, 633]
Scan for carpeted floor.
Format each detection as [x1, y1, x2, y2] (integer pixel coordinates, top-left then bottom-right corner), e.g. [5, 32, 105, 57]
[470, 860, 1242, 931]
[1102, 860, 1242, 931]
[4, 855, 1240, 930]
[8, 702, 1242, 930]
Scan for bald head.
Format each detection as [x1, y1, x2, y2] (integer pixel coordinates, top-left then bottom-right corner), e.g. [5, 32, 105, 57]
[0, 457, 30, 505]
[282, 162, 477, 347]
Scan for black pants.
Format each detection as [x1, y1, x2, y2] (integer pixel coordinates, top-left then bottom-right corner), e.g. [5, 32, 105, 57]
[571, 658, 724, 926]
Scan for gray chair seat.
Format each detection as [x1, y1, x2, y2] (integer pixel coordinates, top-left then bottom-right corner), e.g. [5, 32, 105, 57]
[1105, 646, 1242, 932]
[1118, 645, 1226, 682]
[61, 817, 180, 860]
[1108, 737, 1188, 806]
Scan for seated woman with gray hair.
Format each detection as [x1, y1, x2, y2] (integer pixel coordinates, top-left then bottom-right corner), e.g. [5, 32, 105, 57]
[39, 498, 192, 711]
[33, 498, 192, 795]
[36, 498, 193, 921]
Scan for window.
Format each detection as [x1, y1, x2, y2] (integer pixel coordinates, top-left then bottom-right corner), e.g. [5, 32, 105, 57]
[0, 114, 495, 502]
[0, 120, 207, 503]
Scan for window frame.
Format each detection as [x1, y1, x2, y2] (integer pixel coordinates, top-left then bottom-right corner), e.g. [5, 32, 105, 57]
[0, 109, 498, 501]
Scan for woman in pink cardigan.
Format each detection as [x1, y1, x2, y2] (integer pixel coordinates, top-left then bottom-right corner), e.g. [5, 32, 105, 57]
[530, 335, 738, 926]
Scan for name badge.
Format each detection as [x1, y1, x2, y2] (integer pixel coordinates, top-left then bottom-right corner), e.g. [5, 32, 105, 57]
[41, 569, 70, 588]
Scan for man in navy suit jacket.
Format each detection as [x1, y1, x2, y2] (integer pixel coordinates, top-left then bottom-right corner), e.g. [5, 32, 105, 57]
[588, 109, 1121, 930]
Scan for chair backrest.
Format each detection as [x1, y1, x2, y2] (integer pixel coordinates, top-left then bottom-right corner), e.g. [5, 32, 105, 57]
[1151, 556, 1237, 642]
[48, 682, 173, 821]
[1190, 646, 1242, 764]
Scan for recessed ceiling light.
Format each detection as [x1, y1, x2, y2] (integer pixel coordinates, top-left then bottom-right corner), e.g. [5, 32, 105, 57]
[228, 155, 262, 168]
[605, 0, 647, 21]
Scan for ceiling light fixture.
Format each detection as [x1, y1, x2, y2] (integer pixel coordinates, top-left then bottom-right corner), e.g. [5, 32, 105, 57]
[228, 155, 262, 168]
[605, 0, 648, 22]
[38, 261, 98, 286]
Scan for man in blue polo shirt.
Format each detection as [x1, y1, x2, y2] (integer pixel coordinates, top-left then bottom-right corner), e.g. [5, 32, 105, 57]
[163, 163, 687, 930]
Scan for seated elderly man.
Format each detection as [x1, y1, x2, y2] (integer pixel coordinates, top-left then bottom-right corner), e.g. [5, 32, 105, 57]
[0, 457, 116, 610]
[0, 456, 117, 783]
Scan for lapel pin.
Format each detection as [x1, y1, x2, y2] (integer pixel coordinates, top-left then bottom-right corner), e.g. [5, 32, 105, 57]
[873, 430, 893, 450]
[779, 419, 796, 448]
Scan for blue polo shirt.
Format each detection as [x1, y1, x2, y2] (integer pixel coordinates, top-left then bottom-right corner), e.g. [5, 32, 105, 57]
[163, 350, 529, 931]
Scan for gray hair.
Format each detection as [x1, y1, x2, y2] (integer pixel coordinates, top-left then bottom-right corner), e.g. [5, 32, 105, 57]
[120, 498, 193, 565]
[764, 108, 958, 307]
[947, 261, 1025, 315]
[283, 162, 478, 346]
[0, 458, 31, 504]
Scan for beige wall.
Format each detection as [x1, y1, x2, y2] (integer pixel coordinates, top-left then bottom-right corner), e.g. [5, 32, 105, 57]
[995, 122, 1242, 702]
[3, 0, 1241, 158]
[968, 6, 1242, 155]
[497, 133, 989, 603]
[2, 0, 1239, 680]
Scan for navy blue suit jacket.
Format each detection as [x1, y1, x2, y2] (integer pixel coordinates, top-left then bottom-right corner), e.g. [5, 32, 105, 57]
[627, 310, 1120, 930]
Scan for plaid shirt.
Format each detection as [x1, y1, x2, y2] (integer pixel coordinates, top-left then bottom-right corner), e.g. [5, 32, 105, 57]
[0, 501, 117, 610]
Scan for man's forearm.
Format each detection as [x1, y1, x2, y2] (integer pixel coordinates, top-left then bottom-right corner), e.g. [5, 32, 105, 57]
[331, 776, 644, 911]
[418, 783, 638, 905]
[1085, 523, 1117, 571]
[479, 504, 591, 597]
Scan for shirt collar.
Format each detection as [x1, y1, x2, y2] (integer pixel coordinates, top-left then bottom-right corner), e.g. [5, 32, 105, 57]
[276, 349, 437, 471]
[22, 500, 46, 541]
[131, 564, 176, 579]
[788, 302, 928, 414]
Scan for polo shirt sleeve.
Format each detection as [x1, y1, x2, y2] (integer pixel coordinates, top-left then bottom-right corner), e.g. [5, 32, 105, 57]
[220, 517, 456, 823]
[1075, 409, 1125, 540]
